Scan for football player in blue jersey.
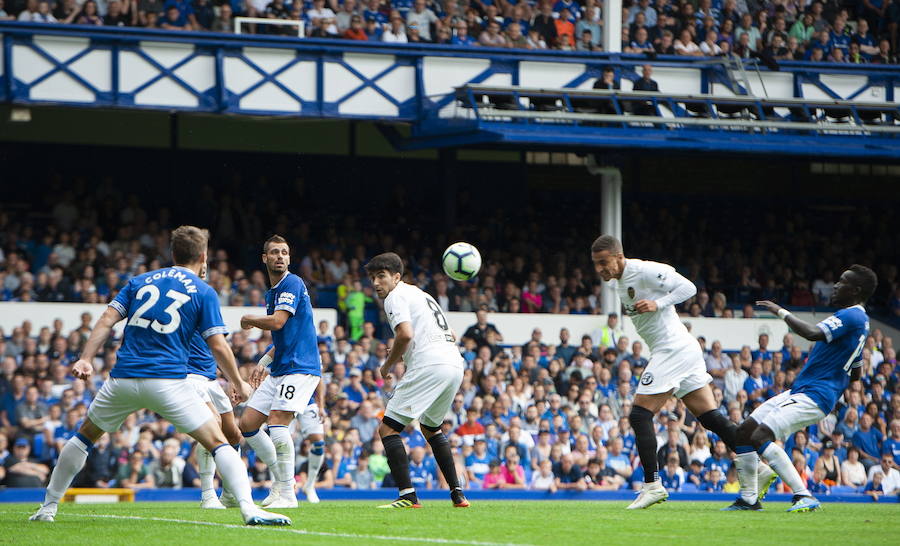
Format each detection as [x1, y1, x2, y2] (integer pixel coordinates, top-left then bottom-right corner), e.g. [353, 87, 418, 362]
[187, 263, 245, 510]
[725, 264, 877, 513]
[30, 226, 290, 526]
[238, 235, 322, 509]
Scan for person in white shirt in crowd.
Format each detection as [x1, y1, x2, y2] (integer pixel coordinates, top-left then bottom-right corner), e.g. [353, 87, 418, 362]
[381, 16, 408, 43]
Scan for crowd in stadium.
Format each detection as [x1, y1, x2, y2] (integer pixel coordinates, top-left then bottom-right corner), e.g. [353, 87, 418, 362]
[2, 181, 900, 498]
[2, 0, 899, 64]
[2, 308, 899, 497]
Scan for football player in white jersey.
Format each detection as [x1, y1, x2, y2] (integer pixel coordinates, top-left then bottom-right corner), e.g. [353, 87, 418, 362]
[591, 235, 774, 509]
[364, 252, 470, 509]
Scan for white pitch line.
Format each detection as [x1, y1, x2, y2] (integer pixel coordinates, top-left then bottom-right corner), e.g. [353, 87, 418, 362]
[62, 513, 536, 546]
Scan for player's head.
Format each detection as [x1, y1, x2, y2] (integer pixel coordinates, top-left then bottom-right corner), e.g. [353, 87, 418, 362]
[170, 225, 209, 270]
[831, 264, 877, 307]
[262, 235, 290, 276]
[364, 252, 403, 298]
[590, 235, 625, 281]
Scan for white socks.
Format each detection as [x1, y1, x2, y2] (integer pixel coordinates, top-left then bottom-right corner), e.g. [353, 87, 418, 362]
[735, 450, 759, 504]
[197, 444, 216, 497]
[269, 425, 296, 493]
[212, 445, 254, 512]
[44, 435, 90, 506]
[244, 428, 277, 468]
[761, 442, 810, 497]
[306, 442, 325, 489]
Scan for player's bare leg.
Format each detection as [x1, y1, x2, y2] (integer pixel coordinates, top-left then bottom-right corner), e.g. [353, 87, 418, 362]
[377, 419, 421, 508]
[421, 424, 469, 507]
[190, 418, 291, 525]
[626, 392, 671, 510]
[30, 419, 105, 522]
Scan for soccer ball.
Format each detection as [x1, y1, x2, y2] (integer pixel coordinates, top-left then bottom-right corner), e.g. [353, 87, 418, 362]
[442, 242, 482, 282]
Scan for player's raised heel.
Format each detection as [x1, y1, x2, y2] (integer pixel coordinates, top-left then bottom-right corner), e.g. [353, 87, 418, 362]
[787, 495, 820, 513]
[243, 507, 292, 526]
[626, 481, 668, 510]
[757, 464, 777, 502]
[721, 498, 763, 511]
[266, 488, 299, 509]
[29, 504, 57, 522]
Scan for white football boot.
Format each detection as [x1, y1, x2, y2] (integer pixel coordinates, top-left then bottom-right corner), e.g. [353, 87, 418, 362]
[29, 503, 57, 522]
[626, 481, 669, 510]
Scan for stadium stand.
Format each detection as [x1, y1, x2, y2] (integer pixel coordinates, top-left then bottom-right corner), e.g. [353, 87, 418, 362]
[1, 0, 898, 65]
[1, 164, 898, 500]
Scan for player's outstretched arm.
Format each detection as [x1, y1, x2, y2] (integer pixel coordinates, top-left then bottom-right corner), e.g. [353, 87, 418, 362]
[240, 310, 290, 331]
[755, 300, 826, 342]
[72, 307, 125, 380]
[206, 333, 252, 402]
[380, 322, 413, 380]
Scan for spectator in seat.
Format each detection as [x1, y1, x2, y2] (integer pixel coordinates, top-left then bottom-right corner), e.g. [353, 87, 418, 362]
[553, 452, 586, 491]
[870, 39, 895, 64]
[451, 21, 476, 46]
[576, 29, 601, 51]
[674, 28, 702, 56]
[335, 0, 359, 33]
[629, 27, 655, 54]
[506, 22, 527, 48]
[4, 438, 48, 487]
[103, 0, 130, 26]
[575, 9, 601, 49]
[159, 5, 190, 29]
[631, 64, 659, 115]
[655, 30, 675, 54]
[17, 0, 39, 21]
[117, 449, 155, 489]
[381, 16, 408, 42]
[735, 12, 760, 52]
[529, 459, 557, 492]
[853, 413, 884, 470]
[364, 16, 383, 41]
[700, 30, 723, 55]
[853, 19, 879, 60]
[76, 0, 104, 24]
[407, 23, 429, 43]
[15, 386, 48, 441]
[79, 433, 118, 488]
[406, 0, 437, 42]
[867, 453, 900, 495]
[211, 3, 233, 32]
[433, 25, 452, 44]
[531, 2, 557, 47]
[307, 0, 338, 35]
[478, 20, 508, 47]
[149, 442, 187, 488]
[343, 15, 368, 40]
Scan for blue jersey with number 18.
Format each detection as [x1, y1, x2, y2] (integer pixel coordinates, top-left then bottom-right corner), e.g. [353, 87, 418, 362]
[109, 266, 227, 379]
[790, 305, 869, 414]
[266, 272, 321, 378]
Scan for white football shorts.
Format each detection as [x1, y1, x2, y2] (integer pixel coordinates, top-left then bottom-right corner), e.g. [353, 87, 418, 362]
[88, 377, 214, 433]
[247, 373, 320, 416]
[385, 363, 464, 428]
[297, 403, 325, 437]
[636, 342, 713, 399]
[186, 373, 234, 415]
[748, 390, 825, 441]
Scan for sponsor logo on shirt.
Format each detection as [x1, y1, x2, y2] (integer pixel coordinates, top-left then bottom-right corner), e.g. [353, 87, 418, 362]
[640, 372, 654, 386]
[277, 292, 296, 306]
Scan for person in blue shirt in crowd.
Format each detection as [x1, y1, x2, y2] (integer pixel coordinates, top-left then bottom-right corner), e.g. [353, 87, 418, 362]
[728, 265, 877, 513]
[704, 440, 731, 475]
[659, 453, 684, 491]
[408, 446, 436, 489]
[31, 226, 285, 527]
[852, 412, 884, 469]
[702, 468, 726, 492]
[466, 439, 492, 484]
[884, 419, 900, 465]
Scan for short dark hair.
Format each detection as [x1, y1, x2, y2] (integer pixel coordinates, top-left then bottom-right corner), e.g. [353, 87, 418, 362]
[364, 252, 404, 276]
[263, 234, 288, 253]
[848, 264, 877, 302]
[170, 225, 208, 265]
[591, 235, 623, 254]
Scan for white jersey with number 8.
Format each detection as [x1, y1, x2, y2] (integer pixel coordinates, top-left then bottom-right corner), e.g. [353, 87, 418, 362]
[383, 281, 464, 373]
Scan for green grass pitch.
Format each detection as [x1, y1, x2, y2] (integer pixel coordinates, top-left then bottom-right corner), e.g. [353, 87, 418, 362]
[3, 501, 898, 545]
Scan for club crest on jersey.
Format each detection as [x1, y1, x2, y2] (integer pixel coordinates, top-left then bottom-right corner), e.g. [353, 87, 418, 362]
[640, 373, 654, 386]
[627, 287, 635, 300]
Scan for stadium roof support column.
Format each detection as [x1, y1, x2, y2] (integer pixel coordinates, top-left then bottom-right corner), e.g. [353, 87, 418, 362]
[604, 0, 622, 53]
[588, 159, 622, 315]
